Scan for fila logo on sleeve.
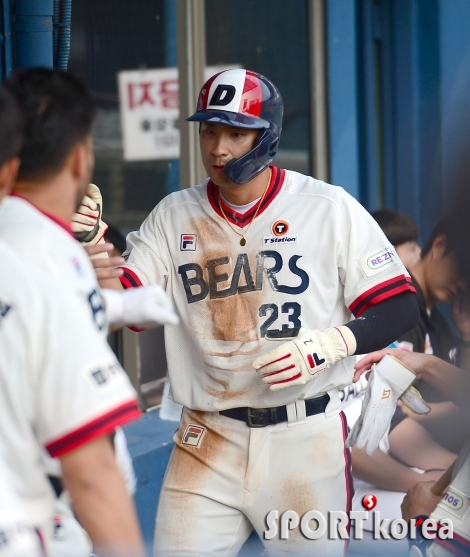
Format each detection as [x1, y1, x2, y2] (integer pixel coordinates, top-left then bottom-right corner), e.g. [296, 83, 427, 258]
[182, 424, 206, 447]
[180, 234, 197, 251]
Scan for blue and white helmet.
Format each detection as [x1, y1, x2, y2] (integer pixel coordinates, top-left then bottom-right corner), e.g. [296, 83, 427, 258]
[186, 69, 283, 185]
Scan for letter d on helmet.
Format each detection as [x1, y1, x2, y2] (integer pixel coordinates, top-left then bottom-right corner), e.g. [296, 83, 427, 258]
[186, 69, 283, 185]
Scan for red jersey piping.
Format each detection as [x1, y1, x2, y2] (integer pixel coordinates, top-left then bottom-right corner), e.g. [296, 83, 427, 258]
[46, 399, 141, 458]
[207, 166, 285, 227]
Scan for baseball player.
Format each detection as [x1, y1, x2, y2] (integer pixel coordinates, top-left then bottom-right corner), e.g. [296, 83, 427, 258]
[0, 83, 44, 557]
[0, 83, 145, 557]
[89, 69, 419, 556]
[0, 245, 146, 557]
[0, 67, 179, 556]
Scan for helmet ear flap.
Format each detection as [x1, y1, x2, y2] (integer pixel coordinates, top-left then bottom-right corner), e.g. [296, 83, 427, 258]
[224, 127, 281, 185]
[268, 137, 280, 158]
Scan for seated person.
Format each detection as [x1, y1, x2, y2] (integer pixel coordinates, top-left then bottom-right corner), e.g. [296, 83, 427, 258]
[355, 348, 470, 557]
[392, 215, 470, 453]
[347, 214, 467, 531]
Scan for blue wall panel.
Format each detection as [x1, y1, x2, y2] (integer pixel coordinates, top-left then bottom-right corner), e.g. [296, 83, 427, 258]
[327, 0, 360, 199]
[439, 0, 470, 215]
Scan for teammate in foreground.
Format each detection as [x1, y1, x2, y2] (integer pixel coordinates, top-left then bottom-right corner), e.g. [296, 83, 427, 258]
[92, 69, 419, 556]
[0, 84, 45, 557]
[0, 79, 146, 556]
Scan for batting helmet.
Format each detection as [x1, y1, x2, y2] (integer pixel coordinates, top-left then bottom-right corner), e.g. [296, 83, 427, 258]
[186, 69, 283, 185]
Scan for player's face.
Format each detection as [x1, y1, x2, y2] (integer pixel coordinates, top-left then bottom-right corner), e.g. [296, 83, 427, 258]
[199, 122, 258, 187]
[427, 237, 466, 303]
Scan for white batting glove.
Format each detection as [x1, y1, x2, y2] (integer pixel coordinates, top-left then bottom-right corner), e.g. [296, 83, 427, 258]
[252, 326, 357, 391]
[72, 184, 108, 247]
[101, 286, 179, 329]
[346, 354, 416, 455]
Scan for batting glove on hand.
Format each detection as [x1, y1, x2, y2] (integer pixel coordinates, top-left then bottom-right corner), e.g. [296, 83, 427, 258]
[101, 286, 179, 329]
[252, 326, 357, 391]
[346, 354, 416, 455]
[72, 184, 108, 246]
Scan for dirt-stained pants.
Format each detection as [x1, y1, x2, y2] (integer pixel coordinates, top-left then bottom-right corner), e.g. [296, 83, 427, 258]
[154, 403, 352, 557]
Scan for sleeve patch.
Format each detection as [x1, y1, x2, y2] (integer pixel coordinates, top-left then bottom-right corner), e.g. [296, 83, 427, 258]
[359, 246, 397, 277]
[82, 358, 129, 393]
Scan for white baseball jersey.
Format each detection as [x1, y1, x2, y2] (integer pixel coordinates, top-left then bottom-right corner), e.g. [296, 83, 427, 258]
[0, 244, 140, 555]
[0, 444, 44, 557]
[0, 194, 107, 334]
[122, 167, 415, 412]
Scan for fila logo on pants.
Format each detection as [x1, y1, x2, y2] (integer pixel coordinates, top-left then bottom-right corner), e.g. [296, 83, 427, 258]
[182, 425, 206, 447]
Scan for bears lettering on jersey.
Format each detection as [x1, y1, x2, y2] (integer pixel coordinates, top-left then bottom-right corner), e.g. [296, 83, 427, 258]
[178, 250, 309, 304]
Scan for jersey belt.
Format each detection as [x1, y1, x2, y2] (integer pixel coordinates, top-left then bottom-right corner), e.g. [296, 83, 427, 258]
[219, 394, 329, 428]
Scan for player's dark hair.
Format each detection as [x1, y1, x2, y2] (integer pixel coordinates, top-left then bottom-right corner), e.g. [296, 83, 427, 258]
[0, 84, 24, 166]
[371, 209, 419, 247]
[4, 68, 96, 180]
[421, 213, 470, 260]
[104, 222, 127, 255]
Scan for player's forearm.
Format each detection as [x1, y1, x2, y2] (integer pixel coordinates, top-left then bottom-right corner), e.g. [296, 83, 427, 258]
[61, 436, 145, 557]
[345, 291, 419, 354]
[422, 356, 470, 410]
[351, 446, 424, 492]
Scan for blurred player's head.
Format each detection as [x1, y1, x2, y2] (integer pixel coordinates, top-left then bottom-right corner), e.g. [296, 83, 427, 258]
[371, 209, 421, 269]
[416, 214, 470, 306]
[4, 68, 96, 207]
[0, 84, 23, 202]
[187, 69, 283, 185]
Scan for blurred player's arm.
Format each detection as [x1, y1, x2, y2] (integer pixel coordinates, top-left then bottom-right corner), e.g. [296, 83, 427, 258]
[61, 434, 145, 557]
[352, 447, 446, 493]
[85, 242, 124, 289]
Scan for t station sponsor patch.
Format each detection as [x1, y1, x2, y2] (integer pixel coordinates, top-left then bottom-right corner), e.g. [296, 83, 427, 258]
[263, 236, 297, 245]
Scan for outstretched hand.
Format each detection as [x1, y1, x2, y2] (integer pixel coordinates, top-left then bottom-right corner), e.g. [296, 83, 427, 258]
[401, 480, 441, 522]
[84, 243, 124, 283]
[353, 348, 430, 383]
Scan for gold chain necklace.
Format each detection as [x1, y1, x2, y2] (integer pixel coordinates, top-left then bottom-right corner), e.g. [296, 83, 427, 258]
[218, 169, 272, 246]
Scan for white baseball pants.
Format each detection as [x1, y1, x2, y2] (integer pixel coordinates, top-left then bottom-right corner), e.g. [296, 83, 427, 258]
[154, 401, 353, 557]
